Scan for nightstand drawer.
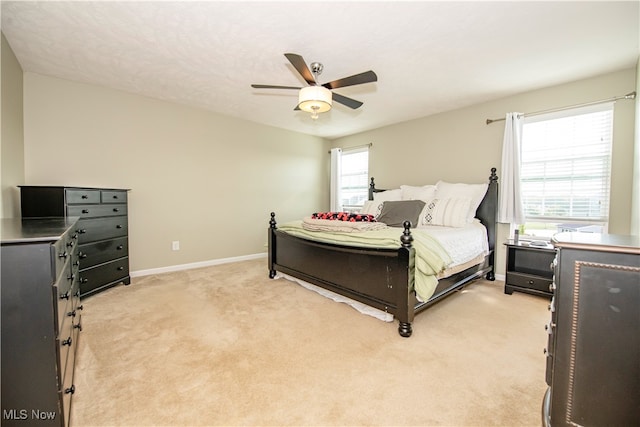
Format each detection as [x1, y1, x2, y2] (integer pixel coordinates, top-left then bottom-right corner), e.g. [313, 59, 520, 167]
[506, 272, 552, 293]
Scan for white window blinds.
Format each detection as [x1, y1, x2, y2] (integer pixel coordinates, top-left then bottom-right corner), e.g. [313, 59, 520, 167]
[521, 103, 613, 223]
[339, 147, 369, 210]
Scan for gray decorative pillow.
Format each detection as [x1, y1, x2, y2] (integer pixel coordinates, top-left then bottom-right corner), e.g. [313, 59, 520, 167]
[376, 200, 426, 227]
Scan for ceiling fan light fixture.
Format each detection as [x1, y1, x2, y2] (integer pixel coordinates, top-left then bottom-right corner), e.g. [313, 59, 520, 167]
[298, 86, 332, 119]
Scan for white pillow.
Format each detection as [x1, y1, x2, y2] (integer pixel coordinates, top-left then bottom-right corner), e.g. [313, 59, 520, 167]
[435, 181, 488, 222]
[400, 184, 437, 201]
[416, 198, 472, 228]
[372, 188, 402, 202]
[359, 200, 383, 218]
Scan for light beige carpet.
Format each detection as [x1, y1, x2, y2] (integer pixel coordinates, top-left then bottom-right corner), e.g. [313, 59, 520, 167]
[71, 258, 549, 427]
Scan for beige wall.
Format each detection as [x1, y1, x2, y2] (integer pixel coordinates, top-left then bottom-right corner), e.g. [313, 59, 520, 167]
[1, 33, 25, 218]
[23, 73, 329, 272]
[332, 68, 638, 275]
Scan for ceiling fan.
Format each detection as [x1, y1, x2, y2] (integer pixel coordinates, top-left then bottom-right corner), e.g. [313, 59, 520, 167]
[251, 53, 377, 119]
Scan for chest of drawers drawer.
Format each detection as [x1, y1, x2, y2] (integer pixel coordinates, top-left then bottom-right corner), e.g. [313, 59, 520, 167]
[79, 257, 130, 295]
[76, 216, 128, 244]
[66, 189, 100, 204]
[67, 203, 127, 219]
[78, 237, 128, 268]
[101, 190, 127, 204]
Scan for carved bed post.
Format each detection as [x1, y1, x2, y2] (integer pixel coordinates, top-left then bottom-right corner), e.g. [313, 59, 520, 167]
[268, 212, 277, 279]
[397, 221, 415, 337]
[368, 177, 376, 201]
[485, 168, 498, 281]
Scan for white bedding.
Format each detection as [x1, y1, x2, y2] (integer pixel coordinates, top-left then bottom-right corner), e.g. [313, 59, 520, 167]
[413, 220, 489, 268]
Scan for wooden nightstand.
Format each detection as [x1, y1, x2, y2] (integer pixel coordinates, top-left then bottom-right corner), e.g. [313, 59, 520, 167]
[504, 240, 556, 297]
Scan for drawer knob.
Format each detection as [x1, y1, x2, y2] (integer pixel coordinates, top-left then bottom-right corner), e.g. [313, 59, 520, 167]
[113, 208, 119, 212]
[82, 209, 89, 214]
[78, 305, 84, 311]
[67, 310, 76, 318]
[62, 337, 72, 346]
[60, 292, 70, 300]
[67, 274, 75, 281]
[80, 278, 88, 284]
[117, 245, 124, 250]
[58, 251, 68, 259]
[113, 195, 118, 199]
[81, 195, 88, 199]
[528, 280, 534, 285]
[78, 229, 86, 234]
[79, 252, 87, 259]
[116, 225, 123, 229]
[65, 385, 75, 395]
[117, 266, 124, 271]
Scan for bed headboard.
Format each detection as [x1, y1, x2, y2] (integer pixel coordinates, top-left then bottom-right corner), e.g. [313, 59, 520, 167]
[368, 167, 499, 254]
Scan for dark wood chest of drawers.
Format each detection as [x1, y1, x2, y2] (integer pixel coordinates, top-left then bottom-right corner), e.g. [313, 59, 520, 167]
[1, 218, 82, 426]
[20, 186, 131, 297]
[543, 232, 640, 427]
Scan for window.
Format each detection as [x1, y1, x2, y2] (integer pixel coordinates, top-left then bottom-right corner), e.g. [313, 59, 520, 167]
[520, 103, 613, 238]
[337, 147, 369, 211]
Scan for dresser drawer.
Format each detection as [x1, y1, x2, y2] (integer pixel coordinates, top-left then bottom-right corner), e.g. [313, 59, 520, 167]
[68, 203, 127, 219]
[60, 319, 79, 427]
[52, 233, 74, 280]
[506, 272, 552, 293]
[101, 190, 127, 204]
[66, 189, 100, 204]
[76, 217, 128, 244]
[79, 257, 129, 295]
[54, 262, 75, 332]
[57, 326, 74, 390]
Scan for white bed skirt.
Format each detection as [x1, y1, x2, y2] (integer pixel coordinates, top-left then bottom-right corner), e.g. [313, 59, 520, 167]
[275, 273, 394, 322]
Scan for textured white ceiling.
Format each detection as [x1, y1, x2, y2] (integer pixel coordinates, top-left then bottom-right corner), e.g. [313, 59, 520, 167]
[2, 1, 639, 139]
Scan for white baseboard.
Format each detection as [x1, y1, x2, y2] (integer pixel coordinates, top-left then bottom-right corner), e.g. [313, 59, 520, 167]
[494, 273, 505, 282]
[130, 252, 267, 278]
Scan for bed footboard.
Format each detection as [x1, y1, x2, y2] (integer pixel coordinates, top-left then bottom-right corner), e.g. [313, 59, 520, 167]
[269, 213, 416, 337]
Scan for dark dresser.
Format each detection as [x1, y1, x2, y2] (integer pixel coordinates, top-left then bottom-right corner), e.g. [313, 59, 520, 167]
[1, 217, 82, 426]
[20, 186, 130, 297]
[543, 232, 640, 427]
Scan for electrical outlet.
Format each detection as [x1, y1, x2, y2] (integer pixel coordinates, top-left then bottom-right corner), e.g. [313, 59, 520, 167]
[172, 241, 180, 251]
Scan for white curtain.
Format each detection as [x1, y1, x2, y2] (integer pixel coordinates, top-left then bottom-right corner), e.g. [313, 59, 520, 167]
[330, 148, 342, 212]
[498, 112, 525, 224]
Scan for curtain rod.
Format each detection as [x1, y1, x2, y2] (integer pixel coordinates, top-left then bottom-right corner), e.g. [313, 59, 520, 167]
[485, 91, 636, 125]
[328, 142, 372, 153]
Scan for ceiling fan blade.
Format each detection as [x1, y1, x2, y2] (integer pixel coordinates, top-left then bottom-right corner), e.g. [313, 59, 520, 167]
[332, 92, 363, 109]
[284, 53, 316, 85]
[322, 70, 377, 90]
[251, 84, 301, 90]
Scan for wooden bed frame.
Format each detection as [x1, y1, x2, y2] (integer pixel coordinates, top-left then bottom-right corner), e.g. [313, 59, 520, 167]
[268, 168, 498, 337]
